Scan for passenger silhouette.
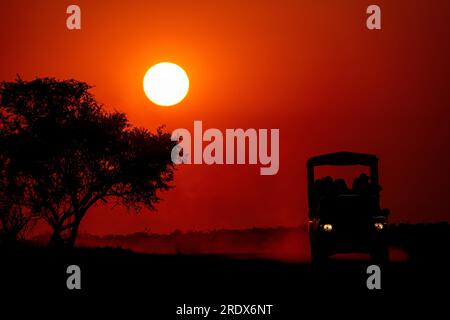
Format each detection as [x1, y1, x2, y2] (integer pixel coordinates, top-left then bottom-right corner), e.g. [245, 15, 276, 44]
[322, 176, 334, 197]
[352, 173, 370, 194]
[334, 178, 349, 195]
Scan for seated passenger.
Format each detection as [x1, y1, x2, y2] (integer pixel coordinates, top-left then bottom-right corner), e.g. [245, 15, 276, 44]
[334, 178, 349, 195]
[322, 176, 334, 197]
[352, 173, 370, 194]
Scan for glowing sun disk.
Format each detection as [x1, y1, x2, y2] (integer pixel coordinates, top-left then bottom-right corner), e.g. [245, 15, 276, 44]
[143, 62, 189, 106]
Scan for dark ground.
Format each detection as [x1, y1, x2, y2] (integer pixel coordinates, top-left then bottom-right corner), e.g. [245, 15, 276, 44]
[1, 223, 449, 317]
[0, 246, 449, 318]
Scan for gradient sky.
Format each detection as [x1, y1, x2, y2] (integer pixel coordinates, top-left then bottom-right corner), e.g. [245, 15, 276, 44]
[1, 0, 449, 234]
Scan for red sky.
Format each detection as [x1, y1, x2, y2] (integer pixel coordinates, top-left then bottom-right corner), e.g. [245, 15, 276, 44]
[1, 0, 449, 234]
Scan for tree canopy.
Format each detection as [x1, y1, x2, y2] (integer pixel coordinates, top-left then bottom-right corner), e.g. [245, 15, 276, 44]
[0, 77, 175, 247]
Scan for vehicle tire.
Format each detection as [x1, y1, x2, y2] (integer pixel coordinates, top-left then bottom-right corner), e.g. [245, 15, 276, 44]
[370, 245, 389, 265]
[310, 242, 327, 265]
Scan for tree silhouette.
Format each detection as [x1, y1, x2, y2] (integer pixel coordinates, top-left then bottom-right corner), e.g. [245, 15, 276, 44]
[0, 77, 175, 248]
[0, 99, 34, 244]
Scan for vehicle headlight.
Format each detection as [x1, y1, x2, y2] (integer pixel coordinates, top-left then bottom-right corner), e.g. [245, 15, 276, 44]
[322, 224, 333, 232]
[374, 222, 384, 231]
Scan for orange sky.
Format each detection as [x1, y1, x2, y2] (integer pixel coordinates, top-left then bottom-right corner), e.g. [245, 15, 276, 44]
[1, 0, 449, 234]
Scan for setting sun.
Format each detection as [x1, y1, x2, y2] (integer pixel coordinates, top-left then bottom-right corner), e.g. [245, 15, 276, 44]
[143, 62, 189, 106]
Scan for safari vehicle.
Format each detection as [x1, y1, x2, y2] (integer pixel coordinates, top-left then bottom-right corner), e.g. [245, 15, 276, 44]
[307, 152, 389, 263]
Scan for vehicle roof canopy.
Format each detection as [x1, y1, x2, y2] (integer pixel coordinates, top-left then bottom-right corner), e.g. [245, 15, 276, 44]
[307, 151, 378, 168]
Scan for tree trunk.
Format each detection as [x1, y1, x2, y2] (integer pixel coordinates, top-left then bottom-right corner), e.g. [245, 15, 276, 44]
[48, 227, 64, 249]
[48, 210, 87, 249]
[66, 217, 82, 249]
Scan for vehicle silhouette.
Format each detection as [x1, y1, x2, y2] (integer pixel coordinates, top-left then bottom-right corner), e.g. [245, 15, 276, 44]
[307, 152, 389, 263]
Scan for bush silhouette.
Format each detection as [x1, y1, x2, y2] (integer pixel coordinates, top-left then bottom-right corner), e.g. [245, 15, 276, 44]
[0, 77, 175, 248]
